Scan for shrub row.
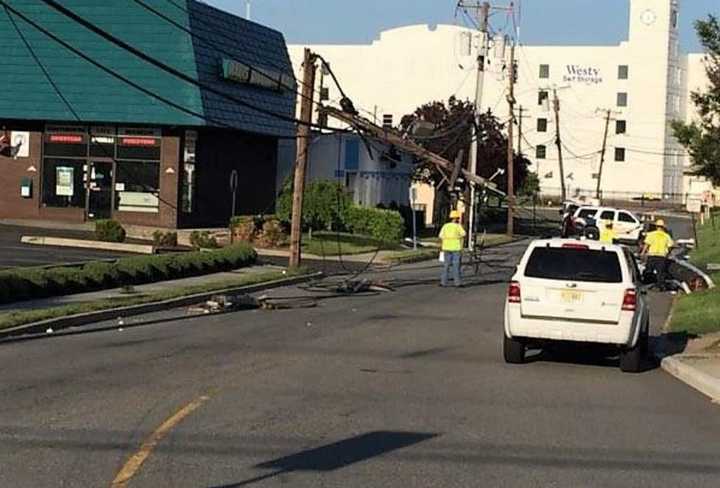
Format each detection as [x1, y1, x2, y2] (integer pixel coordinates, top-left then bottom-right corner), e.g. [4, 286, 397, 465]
[0, 243, 257, 305]
[344, 206, 405, 243]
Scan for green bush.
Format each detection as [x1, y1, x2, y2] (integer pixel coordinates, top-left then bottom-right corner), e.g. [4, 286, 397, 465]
[277, 180, 351, 231]
[190, 231, 220, 250]
[95, 220, 126, 243]
[345, 206, 405, 243]
[152, 230, 178, 248]
[0, 243, 257, 305]
[230, 215, 259, 242]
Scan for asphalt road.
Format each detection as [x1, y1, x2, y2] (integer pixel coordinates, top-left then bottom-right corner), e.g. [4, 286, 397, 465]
[0, 224, 134, 269]
[1, 238, 718, 487]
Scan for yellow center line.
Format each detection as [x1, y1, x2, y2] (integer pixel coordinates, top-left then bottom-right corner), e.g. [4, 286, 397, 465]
[111, 394, 211, 488]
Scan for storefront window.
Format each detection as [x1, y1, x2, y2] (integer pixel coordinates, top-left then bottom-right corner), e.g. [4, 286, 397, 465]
[42, 159, 86, 208]
[115, 161, 160, 213]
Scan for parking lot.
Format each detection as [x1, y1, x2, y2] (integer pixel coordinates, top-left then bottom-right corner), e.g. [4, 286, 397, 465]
[0, 224, 134, 269]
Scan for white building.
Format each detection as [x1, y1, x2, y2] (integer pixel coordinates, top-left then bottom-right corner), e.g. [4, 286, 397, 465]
[288, 0, 711, 203]
[277, 133, 414, 208]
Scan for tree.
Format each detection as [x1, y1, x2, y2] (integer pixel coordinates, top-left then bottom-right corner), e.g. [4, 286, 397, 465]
[400, 96, 530, 225]
[672, 15, 720, 185]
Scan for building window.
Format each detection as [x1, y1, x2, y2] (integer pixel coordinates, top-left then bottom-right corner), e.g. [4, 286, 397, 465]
[344, 139, 360, 170]
[382, 114, 393, 128]
[539, 64, 550, 79]
[618, 65, 629, 80]
[617, 92, 628, 107]
[538, 90, 549, 106]
[536, 145, 547, 159]
[671, 9, 678, 29]
[115, 161, 160, 213]
[616, 120, 627, 134]
[614, 147, 626, 162]
[537, 118, 548, 132]
[42, 159, 86, 208]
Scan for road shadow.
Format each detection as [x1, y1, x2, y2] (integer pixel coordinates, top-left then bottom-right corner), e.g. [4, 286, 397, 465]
[524, 339, 661, 373]
[209, 431, 438, 487]
[653, 331, 694, 359]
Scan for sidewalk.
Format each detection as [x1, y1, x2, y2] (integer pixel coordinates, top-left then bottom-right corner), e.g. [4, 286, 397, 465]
[256, 248, 404, 263]
[661, 334, 720, 403]
[0, 265, 283, 312]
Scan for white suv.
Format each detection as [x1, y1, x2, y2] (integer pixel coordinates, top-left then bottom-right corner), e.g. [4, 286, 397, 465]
[504, 239, 650, 372]
[571, 206, 644, 243]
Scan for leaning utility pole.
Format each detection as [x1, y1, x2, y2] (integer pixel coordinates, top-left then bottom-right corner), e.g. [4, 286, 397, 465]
[552, 88, 567, 202]
[506, 42, 516, 237]
[289, 49, 317, 268]
[463, 0, 490, 248]
[595, 108, 614, 201]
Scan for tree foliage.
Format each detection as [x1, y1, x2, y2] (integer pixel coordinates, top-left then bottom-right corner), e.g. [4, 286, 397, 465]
[400, 96, 531, 223]
[672, 15, 720, 185]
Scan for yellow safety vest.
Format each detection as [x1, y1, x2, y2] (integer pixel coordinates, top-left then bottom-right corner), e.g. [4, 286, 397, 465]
[439, 222, 466, 252]
[600, 224, 617, 244]
[645, 230, 673, 257]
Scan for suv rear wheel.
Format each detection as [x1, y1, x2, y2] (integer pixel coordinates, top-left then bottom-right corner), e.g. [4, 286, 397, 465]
[504, 335, 526, 364]
[620, 326, 648, 373]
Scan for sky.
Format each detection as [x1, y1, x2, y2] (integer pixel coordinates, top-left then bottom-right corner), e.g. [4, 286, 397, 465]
[206, 0, 718, 53]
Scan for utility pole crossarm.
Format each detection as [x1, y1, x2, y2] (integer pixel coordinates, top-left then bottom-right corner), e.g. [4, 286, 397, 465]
[321, 106, 504, 195]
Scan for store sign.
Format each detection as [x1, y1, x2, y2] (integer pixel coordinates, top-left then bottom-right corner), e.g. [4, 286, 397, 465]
[563, 65, 603, 85]
[120, 137, 158, 147]
[56, 166, 74, 196]
[49, 134, 84, 144]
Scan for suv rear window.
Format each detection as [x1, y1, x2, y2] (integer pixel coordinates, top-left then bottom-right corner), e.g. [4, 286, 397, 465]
[577, 209, 597, 219]
[524, 247, 623, 283]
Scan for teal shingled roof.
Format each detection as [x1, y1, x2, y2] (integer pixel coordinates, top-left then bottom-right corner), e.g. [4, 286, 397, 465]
[0, 0, 296, 137]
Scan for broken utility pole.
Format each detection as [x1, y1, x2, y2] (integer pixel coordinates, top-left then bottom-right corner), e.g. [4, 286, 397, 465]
[321, 106, 501, 194]
[289, 48, 317, 268]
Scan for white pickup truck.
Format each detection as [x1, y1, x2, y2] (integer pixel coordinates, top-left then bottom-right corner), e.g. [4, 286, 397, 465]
[504, 239, 650, 373]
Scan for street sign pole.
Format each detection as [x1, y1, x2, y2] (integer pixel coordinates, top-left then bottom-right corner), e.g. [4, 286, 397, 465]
[410, 187, 418, 250]
[229, 169, 239, 244]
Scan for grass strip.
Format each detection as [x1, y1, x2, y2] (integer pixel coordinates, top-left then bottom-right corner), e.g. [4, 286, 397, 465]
[302, 232, 401, 257]
[0, 269, 304, 332]
[669, 219, 720, 336]
[383, 234, 515, 265]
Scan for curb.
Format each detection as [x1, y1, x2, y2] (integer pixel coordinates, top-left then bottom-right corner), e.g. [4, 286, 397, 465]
[21, 236, 153, 254]
[660, 355, 720, 403]
[0, 272, 322, 341]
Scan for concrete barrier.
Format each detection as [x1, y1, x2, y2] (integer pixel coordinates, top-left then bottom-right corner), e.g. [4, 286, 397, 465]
[21, 236, 153, 254]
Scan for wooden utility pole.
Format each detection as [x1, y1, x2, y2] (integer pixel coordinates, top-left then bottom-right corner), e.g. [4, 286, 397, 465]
[506, 42, 516, 237]
[595, 108, 613, 201]
[552, 88, 567, 202]
[289, 49, 317, 268]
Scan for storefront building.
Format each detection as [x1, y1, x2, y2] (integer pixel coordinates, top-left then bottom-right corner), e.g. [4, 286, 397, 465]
[0, 0, 295, 229]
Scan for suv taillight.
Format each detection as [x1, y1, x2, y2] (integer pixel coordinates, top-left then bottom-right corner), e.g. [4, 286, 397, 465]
[508, 281, 521, 304]
[622, 289, 637, 311]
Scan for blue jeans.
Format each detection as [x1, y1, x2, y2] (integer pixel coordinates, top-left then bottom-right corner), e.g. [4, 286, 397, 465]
[441, 251, 462, 287]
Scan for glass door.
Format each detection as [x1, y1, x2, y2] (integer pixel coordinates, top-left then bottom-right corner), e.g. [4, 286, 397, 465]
[87, 161, 114, 220]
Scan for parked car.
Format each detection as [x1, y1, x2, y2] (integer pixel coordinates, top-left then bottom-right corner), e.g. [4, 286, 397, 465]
[563, 206, 644, 244]
[504, 238, 650, 372]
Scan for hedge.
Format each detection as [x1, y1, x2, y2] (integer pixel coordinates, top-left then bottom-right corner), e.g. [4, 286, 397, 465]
[0, 243, 257, 305]
[95, 219, 126, 243]
[344, 206, 405, 243]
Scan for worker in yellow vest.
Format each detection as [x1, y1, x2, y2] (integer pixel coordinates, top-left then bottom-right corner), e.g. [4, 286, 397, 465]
[642, 219, 674, 291]
[439, 210, 466, 287]
[599, 220, 617, 244]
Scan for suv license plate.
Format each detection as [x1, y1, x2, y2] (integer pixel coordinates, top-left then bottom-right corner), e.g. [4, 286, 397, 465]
[561, 290, 584, 304]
